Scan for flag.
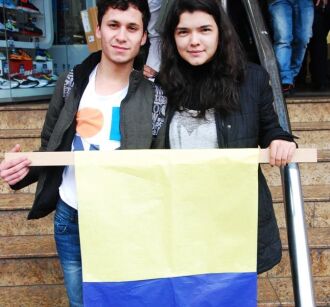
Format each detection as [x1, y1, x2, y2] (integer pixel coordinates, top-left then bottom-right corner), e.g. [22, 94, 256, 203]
[75, 149, 259, 306]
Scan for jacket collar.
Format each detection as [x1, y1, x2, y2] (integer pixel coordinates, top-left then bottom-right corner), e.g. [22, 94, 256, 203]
[73, 50, 102, 94]
[73, 50, 144, 99]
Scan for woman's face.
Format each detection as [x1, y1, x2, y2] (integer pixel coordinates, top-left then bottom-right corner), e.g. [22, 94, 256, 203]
[174, 10, 219, 66]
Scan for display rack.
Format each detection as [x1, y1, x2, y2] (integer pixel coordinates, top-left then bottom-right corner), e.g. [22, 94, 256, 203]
[0, 0, 54, 103]
[0, 0, 53, 49]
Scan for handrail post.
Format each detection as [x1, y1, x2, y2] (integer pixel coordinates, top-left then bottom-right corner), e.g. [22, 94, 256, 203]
[281, 165, 315, 306]
[238, 0, 316, 306]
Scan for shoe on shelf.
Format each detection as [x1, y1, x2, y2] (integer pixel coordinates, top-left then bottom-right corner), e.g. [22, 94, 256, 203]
[9, 48, 22, 60]
[18, 49, 32, 60]
[0, 0, 16, 9]
[0, 77, 19, 89]
[50, 74, 58, 81]
[12, 75, 38, 88]
[5, 17, 19, 33]
[16, 0, 39, 13]
[282, 83, 295, 97]
[0, 51, 6, 60]
[35, 73, 57, 86]
[20, 20, 43, 36]
[35, 49, 52, 61]
[45, 79, 56, 87]
[27, 75, 49, 87]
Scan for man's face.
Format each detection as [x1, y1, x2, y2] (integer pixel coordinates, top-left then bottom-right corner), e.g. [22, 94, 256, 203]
[96, 5, 147, 66]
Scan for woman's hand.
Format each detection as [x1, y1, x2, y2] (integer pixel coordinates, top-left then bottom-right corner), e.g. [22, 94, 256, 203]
[269, 140, 296, 167]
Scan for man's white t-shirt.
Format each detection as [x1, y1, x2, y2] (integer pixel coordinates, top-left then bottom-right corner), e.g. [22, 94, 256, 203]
[59, 66, 128, 209]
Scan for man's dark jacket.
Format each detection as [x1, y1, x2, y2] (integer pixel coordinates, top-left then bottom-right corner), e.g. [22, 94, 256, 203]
[12, 51, 165, 219]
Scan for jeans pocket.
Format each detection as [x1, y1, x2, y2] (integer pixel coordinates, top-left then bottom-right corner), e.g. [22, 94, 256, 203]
[54, 213, 69, 234]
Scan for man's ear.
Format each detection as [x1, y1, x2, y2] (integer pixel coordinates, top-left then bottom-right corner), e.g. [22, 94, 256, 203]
[96, 25, 101, 39]
[141, 31, 147, 46]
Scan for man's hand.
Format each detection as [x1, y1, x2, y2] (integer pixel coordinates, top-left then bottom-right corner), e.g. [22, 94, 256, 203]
[0, 144, 31, 185]
[269, 140, 296, 167]
[315, 0, 327, 7]
[143, 65, 158, 79]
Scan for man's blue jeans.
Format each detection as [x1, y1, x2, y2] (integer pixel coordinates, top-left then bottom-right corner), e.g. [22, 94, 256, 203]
[268, 0, 314, 84]
[54, 199, 83, 307]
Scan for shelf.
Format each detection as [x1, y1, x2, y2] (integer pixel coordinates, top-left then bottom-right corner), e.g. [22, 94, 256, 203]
[0, 0, 53, 49]
[0, 86, 54, 103]
[2, 7, 43, 16]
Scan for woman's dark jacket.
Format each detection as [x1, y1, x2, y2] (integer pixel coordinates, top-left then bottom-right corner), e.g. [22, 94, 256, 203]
[155, 63, 295, 274]
[11, 51, 166, 220]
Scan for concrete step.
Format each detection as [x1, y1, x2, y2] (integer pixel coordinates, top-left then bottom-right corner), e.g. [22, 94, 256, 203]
[0, 235, 57, 259]
[0, 257, 63, 287]
[258, 276, 330, 306]
[0, 103, 47, 130]
[280, 227, 330, 250]
[318, 149, 330, 162]
[287, 96, 330, 123]
[262, 161, 330, 186]
[271, 184, 330, 203]
[0, 193, 54, 236]
[0, 211, 53, 236]
[273, 201, 330, 229]
[292, 122, 330, 149]
[267, 249, 330, 278]
[271, 184, 329, 229]
[292, 121, 330, 131]
[0, 129, 41, 160]
[0, 285, 68, 307]
[0, 193, 35, 210]
[0, 181, 37, 194]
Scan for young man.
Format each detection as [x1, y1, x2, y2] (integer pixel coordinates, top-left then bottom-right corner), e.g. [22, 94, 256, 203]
[268, 0, 314, 95]
[0, 0, 166, 305]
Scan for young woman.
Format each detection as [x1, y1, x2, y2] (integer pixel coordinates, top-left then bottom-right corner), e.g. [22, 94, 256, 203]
[157, 0, 296, 273]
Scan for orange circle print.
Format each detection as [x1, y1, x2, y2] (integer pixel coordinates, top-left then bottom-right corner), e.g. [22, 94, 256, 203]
[76, 108, 104, 138]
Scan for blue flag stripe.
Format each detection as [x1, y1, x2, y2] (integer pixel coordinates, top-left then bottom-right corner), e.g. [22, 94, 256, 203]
[83, 272, 257, 306]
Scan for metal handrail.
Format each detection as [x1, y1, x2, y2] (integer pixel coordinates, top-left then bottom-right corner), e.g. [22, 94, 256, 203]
[222, 0, 316, 306]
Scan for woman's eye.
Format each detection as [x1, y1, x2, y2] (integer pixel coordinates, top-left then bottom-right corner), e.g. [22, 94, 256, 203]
[177, 30, 188, 36]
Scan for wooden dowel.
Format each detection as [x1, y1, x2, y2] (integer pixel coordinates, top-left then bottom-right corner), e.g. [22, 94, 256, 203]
[4, 148, 317, 166]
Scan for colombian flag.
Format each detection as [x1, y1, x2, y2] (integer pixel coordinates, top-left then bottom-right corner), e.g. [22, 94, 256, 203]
[75, 149, 259, 307]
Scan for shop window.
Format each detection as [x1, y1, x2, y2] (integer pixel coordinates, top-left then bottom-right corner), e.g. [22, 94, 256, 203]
[0, 0, 95, 103]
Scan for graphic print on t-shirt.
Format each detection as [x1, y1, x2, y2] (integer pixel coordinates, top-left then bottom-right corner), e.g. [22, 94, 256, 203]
[74, 105, 121, 151]
[76, 108, 104, 138]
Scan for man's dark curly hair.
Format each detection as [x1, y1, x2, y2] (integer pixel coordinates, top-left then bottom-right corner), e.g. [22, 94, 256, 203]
[97, 0, 150, 31]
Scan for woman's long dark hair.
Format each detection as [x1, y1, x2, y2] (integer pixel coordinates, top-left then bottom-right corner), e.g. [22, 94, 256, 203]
[158, 0, 247, 116]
